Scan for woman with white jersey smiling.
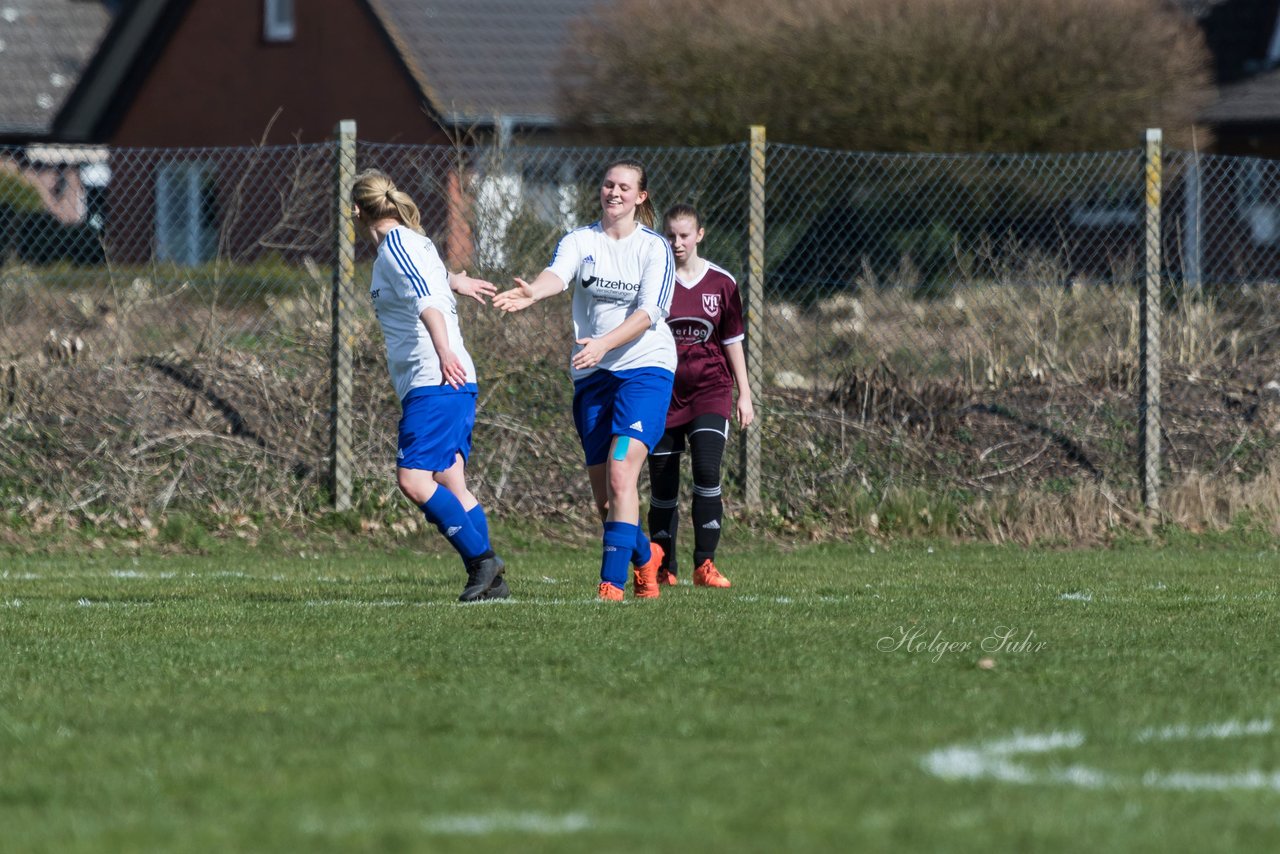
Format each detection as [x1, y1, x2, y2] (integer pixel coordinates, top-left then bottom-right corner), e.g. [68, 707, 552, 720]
[353, 169, 509, 603]
[494, 159, 676, 601]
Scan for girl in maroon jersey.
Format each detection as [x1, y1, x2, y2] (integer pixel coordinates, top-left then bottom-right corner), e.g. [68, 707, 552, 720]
[647, 204, 755, 588]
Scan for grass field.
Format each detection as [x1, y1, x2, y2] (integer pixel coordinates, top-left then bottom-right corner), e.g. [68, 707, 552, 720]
[3, 539, 1280, 852]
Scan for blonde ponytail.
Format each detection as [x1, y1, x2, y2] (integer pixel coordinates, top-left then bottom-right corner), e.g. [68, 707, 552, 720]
[352, 169, 424, 234]
[636, 196, 656, 229]
[387, 186, 423, 233]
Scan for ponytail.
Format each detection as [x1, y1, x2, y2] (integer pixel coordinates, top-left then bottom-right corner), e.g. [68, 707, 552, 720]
[388, 187, 423, 233]
[636, 197, 656, 229]
[352, 169, 424, 234]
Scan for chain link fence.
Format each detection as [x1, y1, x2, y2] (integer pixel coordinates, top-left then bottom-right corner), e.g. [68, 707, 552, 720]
[3, 130, 1279, 534]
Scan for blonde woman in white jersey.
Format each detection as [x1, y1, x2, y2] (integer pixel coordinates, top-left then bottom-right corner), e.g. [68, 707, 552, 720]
[494, 159, 676, 601]
[353, 169, 508, 602]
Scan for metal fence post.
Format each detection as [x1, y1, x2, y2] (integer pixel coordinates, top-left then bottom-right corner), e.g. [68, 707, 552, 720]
[1140, 128, 1162, 515]
[330, 120, 357, 511]
[742, 125, 766, 511]
[1182, 150, 1202, 299]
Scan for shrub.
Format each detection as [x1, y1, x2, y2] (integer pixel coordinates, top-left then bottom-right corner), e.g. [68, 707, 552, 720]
[558, 0, 1212, 152]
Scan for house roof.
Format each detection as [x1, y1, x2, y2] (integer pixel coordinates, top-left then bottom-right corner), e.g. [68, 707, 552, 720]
[1172, 0, 1232, 17]
[1172, 0, 1280, 126]
[1201, 66, 1280, 122]
[366, 0, 603, 128]
[0, 0, 112, 138]
[1187, 0, 1280, 84]
[54, 0, 603, 142]
[53, 0, 185, 142]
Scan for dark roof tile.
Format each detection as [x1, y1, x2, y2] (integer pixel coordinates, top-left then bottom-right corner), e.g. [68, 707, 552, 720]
[1201, 66, 1280, 121]
[0, 0, 111, 136]
[368, 0, 602, 126]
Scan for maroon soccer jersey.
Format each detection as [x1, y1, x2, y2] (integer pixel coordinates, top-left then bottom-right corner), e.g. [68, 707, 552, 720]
[665, 261, 746, 427]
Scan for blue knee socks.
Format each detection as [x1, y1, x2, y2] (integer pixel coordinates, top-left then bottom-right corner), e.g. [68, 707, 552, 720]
[466, 504, 490, 550]
[601, 521, 638, 589]
[633, 525, 652, 567]
[420, 489, 488, 562]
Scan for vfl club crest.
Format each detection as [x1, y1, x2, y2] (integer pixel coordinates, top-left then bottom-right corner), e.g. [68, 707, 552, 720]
[702, 293, 721, 316]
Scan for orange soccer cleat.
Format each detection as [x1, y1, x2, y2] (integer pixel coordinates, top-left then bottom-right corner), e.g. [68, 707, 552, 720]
[632, 542, 664, 599]
[598, 581, 625, 602]
[693, 559, 731, 588]
[656, 566, 678, 586]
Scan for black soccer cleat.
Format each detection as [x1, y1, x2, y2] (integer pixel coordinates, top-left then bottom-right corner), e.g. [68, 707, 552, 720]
[480, 577, 511, 600]
[459, 555, 505, 602]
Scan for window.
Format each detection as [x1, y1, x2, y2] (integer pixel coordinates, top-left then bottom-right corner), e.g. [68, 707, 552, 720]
[1068, 185, 1138, 229]
[1236, 159, 1280, 246]
[263, 0, 295, 43]
[156, 162, 218, 265]
[81, 161, 111, 232]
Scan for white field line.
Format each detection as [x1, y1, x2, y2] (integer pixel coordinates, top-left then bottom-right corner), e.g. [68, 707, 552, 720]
[48, 592, 848, 609]
[922, 718, 1279, 793]
[922, 731, 1086, 786]
[420, 811, 592, 835]
[298, 811, 594, 837]
[1143, 769, 1280, 791]
[8, 570, 262, 580]
[299, 594, 830, 608]
[1134, 719, 1273, 743]
[10, 571, 1277, 604]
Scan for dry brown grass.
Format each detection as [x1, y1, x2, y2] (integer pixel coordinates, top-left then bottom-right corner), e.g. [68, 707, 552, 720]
[3, 266, 1279, 549]
[765, 272, 1280, 395]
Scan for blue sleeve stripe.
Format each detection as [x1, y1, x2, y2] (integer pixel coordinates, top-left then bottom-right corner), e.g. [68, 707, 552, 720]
[657, 238, 674, 309]
[388, 230, 430, 297]
[634, 226, 675, 307]
[386, 230, 430, 297]
[641, 227, 675, 309]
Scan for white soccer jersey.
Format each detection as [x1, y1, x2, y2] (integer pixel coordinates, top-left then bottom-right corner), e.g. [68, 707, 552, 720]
[546, 222, 677, 380]
[370, 226, 476, 401]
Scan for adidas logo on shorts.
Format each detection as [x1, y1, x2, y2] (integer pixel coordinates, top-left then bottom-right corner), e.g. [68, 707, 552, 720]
[446, 526, 462, 537]
[629, 420, 643, 431]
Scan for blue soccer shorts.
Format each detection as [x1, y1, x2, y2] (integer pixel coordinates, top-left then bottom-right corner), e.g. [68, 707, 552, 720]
[572, 367, 675, 466]
[397, 383, 478, 473]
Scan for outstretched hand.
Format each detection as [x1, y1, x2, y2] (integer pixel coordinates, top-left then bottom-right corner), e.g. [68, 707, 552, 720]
[492, 278, 537, 313]
[449, 271, 498, 304]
